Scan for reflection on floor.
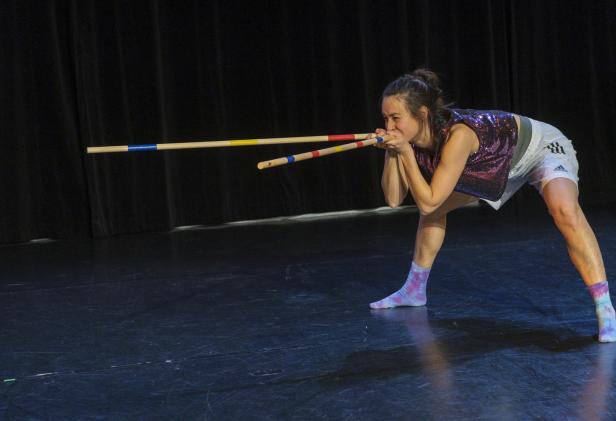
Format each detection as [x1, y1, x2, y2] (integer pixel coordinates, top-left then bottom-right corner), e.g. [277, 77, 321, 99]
[2, 203, 616, 419]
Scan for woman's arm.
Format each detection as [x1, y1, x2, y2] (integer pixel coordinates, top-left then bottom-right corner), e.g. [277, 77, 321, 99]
[372, 128, 409, 207]
[381, 150, 409, 207]
[394, 125, 477, 215]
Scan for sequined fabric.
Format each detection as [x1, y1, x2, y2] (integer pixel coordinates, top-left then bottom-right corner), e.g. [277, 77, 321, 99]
[414, 109, 518, 201]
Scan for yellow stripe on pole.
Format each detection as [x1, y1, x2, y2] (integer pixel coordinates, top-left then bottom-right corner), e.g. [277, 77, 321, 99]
[231, 140, 260, 146]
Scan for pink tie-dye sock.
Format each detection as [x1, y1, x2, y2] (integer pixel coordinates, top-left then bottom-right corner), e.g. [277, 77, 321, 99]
[589, 281, 616, 343]
[370, 262, 430, 309]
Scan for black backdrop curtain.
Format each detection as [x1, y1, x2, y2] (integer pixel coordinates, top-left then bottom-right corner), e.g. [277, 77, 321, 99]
[2, 0, 615, 244]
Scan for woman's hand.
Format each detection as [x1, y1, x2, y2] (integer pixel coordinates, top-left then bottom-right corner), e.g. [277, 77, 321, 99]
[369, 129, 412, 153]
[368, 129, 388, 149]
[383, 131, 412, 154]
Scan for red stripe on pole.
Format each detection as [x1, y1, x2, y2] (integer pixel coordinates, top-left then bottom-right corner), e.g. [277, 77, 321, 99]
[311, 151, 321, 158]
[356, 141, 364, 147]
[327, 134, 355, 141]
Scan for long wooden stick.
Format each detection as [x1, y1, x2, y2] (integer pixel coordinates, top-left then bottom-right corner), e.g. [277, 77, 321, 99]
[257, 136, 389, 170]
[86, 133, 371, 154]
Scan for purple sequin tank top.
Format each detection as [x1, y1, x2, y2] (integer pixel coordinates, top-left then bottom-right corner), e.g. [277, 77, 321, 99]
[414, 109, 518, 201]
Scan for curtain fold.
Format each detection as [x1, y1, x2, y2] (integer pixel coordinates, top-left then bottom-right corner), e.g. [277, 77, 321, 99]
[1, 1, 90, 243]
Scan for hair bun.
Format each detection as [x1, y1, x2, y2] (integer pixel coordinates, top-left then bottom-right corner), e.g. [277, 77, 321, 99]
[409, 69, 441, 91]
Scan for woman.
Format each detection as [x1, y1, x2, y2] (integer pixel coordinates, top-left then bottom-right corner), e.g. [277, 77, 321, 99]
[368, 69, 615, 343]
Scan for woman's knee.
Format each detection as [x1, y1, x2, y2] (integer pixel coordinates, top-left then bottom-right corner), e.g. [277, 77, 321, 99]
[548, 200, 583, 230]
[543, 178, 584, 230]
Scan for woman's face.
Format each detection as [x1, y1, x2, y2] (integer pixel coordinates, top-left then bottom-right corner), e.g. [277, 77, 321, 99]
[381, 96, 432, 149]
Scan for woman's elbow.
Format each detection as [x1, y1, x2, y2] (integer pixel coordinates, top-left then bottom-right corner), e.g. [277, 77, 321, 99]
[418, 207, 430, 216]
[382, 186, 403, 208]
[385, 195, 402, 208]
[417, 203, 438, 216]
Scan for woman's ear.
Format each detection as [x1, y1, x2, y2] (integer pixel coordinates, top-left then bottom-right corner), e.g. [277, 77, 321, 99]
[418, 105, 430, 120]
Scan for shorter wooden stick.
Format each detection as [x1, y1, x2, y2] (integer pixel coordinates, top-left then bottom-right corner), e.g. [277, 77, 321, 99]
[257, 136, 389, 170]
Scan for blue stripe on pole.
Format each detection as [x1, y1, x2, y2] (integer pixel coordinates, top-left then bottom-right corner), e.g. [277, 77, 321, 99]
[376, 136, 384, 143]
[286, 156, 295, 163]
[128, 144, 157, 151]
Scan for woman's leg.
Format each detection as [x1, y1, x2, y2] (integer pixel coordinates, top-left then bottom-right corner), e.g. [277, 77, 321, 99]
[370, 193, 477, 309]
[542, 178, 615, 342]
[542, 178, 605, 285]
[412, 210, 447, 268]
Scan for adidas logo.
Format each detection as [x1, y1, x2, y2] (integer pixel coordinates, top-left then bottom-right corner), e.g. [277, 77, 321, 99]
[554, 165, 568, 172]
[547, 142, 566, 154]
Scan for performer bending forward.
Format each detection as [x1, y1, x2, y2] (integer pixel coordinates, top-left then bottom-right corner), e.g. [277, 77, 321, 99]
[369, 69, 615, 343]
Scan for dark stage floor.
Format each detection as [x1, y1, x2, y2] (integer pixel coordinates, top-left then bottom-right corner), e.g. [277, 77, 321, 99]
[2, 202, 616, 420]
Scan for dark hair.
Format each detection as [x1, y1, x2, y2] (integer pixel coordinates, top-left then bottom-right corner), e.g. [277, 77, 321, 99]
[382, 69, 452, 147]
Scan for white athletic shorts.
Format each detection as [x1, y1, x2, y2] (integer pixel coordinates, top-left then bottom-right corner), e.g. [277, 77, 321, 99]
[483, 118, 579, 210]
